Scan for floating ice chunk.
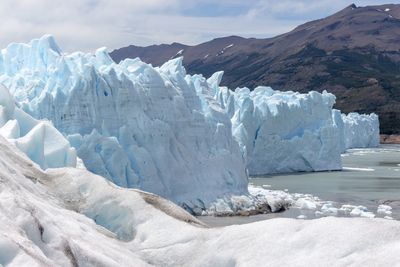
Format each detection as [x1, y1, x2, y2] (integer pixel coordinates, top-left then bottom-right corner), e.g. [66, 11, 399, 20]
[360, 212, 376, 218]
[248, 186, 293, 213]
[297, 215, 307, 219]
[377, 205, 393, 216]
[321, 203, 338, 216]
[342, 167, 375, 172]
[349, 207, 362, 216]
[295, 198, 318, 210]
[348, 206, 375, 218]
[338, 204, 356, 214]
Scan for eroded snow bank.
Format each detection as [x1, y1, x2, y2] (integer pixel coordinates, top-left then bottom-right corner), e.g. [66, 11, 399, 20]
[1, 136, 400, 266]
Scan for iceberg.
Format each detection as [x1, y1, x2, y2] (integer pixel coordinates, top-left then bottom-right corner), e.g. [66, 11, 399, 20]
[0, 35, 248, 209]
[0, 84, 76, 169]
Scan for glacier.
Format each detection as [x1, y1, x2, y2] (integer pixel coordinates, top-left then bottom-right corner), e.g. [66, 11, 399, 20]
[0, 35, 393, 265]
[0, 35, 248, 209]
[0, 35, 381, 210]
[0, 84, 76, 169]
[0, 134, 399, 266]
[210, 78, 343, 175]
[209, 73, 380, 174]
[342, 112, 380, 149]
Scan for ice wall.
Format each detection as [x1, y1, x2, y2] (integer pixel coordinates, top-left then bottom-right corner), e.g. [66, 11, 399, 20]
[0, 84, 76, 169]
[0, 35, 380, 208]
[342, 112, 380, 149]
[0, 35, 248, 208]
[332, 109, 346, 152]
[209, 78, 343, 175]
[209, 72, 380, 174]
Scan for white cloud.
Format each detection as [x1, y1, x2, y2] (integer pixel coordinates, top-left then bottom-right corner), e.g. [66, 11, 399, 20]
[0, 0, 397, 52]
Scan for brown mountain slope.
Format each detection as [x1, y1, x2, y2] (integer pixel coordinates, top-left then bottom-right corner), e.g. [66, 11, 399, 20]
[110, 4, 400, 134]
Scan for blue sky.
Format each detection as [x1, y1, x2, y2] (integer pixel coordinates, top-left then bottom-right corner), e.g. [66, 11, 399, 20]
[0, 0, 398, 52]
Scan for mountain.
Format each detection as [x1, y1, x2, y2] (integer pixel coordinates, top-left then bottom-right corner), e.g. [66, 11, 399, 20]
[110, 4, 400, 134]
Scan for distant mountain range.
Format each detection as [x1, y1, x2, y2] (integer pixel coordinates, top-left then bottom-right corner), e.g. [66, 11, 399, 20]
[111, 4, 400, 134]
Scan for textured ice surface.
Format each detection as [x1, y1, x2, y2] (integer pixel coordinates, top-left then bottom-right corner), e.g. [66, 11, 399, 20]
[210, 75, 379, 174]
[1, 137, 400, 266]
[342, 112, 380, 149]
[0, 84, 76, 169]
[0, 35, 248, 208]
[212, 82, 343, 175]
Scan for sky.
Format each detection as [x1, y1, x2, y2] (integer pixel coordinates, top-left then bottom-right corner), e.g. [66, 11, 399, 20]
[0, 0, 398, 52]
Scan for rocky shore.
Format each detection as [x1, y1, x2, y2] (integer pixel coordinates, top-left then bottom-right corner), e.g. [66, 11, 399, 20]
[380, 134, 400, 144]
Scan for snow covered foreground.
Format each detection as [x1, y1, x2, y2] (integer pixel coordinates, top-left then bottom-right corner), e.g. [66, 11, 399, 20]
[1, 136, 400, 267]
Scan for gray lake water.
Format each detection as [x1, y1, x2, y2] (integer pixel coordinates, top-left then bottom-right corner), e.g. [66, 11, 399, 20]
[200, 145, 400, 227]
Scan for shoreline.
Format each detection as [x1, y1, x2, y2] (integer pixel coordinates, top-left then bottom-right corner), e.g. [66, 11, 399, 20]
[380, 134, 400, 144]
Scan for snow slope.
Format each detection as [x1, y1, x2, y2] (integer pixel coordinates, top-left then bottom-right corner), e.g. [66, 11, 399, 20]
[1, 135, 400, 266]
[0, 84, 76, 169]
[209, 75, 343, 175]
[342, 112, 380, 149]
[0, 35, 248, 209]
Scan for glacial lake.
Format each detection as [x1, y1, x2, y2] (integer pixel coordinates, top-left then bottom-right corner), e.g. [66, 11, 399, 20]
[200, 144, 400, 227]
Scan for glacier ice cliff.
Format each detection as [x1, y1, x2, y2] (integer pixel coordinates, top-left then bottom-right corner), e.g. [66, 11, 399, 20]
[0, 84, 76, 169]
[341, 112, 380, 149]
[0, 35, 380, 209]
[208, 72, 380, 174]
[0, 35, 248, 209]
[210, 77, 343, 175]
